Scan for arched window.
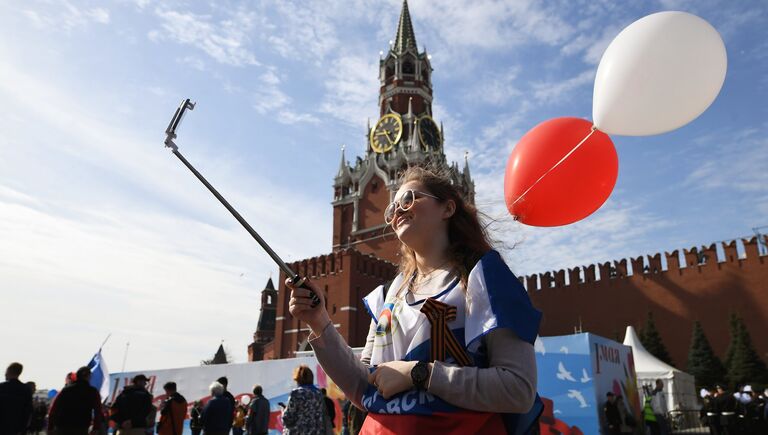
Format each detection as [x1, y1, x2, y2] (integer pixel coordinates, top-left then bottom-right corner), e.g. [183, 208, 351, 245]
[266, 295, 272, 305]
[385, 64, 394, 80]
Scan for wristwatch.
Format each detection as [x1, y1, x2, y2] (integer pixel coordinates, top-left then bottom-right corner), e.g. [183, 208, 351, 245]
[411, 361, 430, 390]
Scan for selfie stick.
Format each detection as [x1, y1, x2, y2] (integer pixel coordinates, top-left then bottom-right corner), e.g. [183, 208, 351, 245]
[163, 98, 320, 307]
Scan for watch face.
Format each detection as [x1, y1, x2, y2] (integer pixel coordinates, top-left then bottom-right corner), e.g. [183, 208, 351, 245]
[370, 113, 403, 153]
[412, 361, 429, 383]
[417, 116, 441, 149]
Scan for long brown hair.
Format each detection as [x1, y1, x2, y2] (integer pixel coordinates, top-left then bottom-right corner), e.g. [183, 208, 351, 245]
[396, 166, 492, 292]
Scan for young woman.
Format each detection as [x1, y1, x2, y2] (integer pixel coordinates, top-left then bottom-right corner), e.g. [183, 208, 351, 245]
[280, 365, 325, 435]
[288, 167, 542, 434]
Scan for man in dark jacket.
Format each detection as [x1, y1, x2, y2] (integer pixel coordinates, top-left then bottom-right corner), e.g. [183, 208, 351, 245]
[47, 366, 104, 435]
[246, 385, 270, 435]
[0, 362, 33, 435]
[202, 381, 234, 435]
[111, 374, 154, 435]
[603, 392, 622, 435]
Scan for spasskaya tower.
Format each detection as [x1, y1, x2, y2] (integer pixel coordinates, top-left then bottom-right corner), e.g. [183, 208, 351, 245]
[248, 0, 474, 361]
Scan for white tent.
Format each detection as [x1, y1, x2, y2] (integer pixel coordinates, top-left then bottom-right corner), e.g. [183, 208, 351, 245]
[623, 326, 699, 411]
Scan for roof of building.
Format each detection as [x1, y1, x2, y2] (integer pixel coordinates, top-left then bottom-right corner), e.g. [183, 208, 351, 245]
[393, 0, 417, 54]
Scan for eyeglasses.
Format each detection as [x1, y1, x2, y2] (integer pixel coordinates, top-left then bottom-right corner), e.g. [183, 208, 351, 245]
[384, 189, 440, 225]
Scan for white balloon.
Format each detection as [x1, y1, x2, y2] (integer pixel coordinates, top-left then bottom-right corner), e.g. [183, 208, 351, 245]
[593, 11, 727, 136]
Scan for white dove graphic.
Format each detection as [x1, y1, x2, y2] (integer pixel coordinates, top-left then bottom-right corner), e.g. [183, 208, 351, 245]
[534, 337, 546, 355]
[580, 368, 592, 383]
[567, 389, 589, 408]
[556, 362, 577, 382]
[560, 346, 569, 354]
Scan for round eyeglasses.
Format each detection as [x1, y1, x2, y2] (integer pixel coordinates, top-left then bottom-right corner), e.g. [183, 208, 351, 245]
[384, 189, 440, 225]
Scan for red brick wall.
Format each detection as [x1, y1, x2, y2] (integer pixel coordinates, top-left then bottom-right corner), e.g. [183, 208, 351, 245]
[273, 250, 397, 359]
[527, 237, 768, 369]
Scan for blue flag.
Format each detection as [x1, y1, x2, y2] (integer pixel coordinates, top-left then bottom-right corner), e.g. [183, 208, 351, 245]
[87, 350, 110, 401]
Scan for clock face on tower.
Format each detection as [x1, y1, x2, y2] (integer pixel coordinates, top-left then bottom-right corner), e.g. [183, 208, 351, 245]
[370, 113, 403, 153]
[417, 115, 441, 149]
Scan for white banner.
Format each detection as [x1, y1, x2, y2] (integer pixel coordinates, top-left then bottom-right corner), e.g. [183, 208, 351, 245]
[110, 356, 345, 434]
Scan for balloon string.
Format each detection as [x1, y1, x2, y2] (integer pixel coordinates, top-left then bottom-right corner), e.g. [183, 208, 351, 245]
[512, 125, 598, 207]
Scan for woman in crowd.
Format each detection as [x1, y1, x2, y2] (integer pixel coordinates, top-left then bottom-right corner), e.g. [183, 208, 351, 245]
[280, 365, 325, 435]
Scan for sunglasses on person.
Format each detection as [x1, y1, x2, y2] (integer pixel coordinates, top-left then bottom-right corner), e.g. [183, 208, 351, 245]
[384, 189, 440, 225]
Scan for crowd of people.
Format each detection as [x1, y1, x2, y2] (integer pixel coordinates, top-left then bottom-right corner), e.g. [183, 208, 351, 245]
[602, 377, 768, 435]
[700, 383, 768, 434]
[0, 362, 370, 435]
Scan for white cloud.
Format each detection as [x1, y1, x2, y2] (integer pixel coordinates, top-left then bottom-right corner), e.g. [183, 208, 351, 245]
[278, 110, 321, 125]
[250, 70, 319, 123]
[469, 67, 522, 106]
[177, 55, 206, 71]
[151, 7, 259, 67]
[684, 130, 768, 193]
[532, 69, 594, 103]
[22, 1, 111, 32]
[411, 0, 573, 51]
[319, 55, 380, 125]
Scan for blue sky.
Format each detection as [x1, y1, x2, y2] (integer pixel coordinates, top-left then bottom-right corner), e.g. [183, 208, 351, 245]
[1, 0, 766, 389]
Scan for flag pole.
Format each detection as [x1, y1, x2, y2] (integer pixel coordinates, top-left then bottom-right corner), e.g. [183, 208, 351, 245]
[99, 333, 112, 351]
[121, 342, 130, 372]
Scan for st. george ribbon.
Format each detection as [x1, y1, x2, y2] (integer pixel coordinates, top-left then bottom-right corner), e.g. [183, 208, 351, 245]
[163, 98, 320, 307]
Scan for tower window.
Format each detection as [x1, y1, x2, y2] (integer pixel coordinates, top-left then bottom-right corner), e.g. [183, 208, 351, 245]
[267, 295, 272, 305]
[403, 61, 415, 75]
[385, 65, 394, 80]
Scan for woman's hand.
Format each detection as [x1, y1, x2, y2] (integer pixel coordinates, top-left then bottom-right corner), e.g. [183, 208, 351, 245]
[286, 278, 331, 335]
[368, 361, 431, 399]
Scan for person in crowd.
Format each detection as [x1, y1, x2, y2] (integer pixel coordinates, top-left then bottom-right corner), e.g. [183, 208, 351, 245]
[245, 385, 270, 435]
[642, 385, 660, 435]
[157, 382, 187, 435]
[232, 403, 247, 435]
[700, 387, 718, 433]
[280, 365, 324, 435]
[64, 372, 77, 387]
[145, 404, 157, 435]
[714, 384, 738, 435]
[741, 388, 763, 435]
[110, 374, 154, 435]
[47, 366, 104, 435]
[28, 397, 48, 435]
[201, 382, 234, 435]
[189, 401, 204, 435]
[346, 404, 366, 435]
[341, 399, 351, 435]
[216, 377, 236, 408]
[651, 379, 669, 435]
[0, 362, 34, 435]
[615, 395, 634, 434]
[603, 392, 621, 435]
[286, 167, 542, 434]
[320, 388, 336, 435]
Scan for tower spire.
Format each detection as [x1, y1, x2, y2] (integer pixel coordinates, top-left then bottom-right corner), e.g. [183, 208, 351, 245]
[393, 0, 417, 54]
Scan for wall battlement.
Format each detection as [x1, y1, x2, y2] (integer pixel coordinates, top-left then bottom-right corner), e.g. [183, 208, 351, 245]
[521, 236, 768, 292]
[289, 248, 398, 282]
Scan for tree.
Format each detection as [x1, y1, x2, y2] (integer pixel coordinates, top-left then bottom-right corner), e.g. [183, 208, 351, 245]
[640, 311, 674, 367]
[723, 312, 740, 372]
[686, 321, 725, 388]
[725, 314, 768, 386]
